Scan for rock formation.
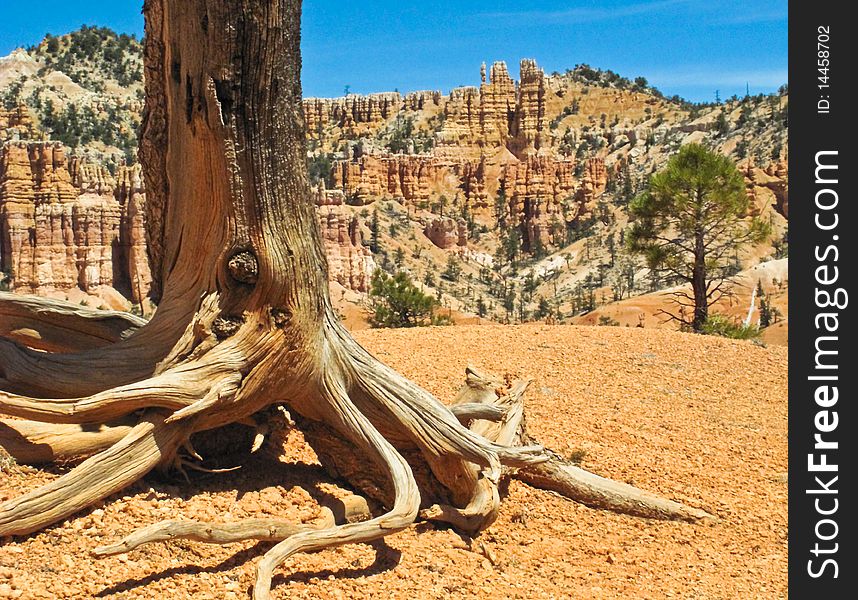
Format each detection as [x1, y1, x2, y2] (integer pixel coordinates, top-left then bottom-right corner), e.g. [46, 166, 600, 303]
[459, 157, 489, 208]
[332, 154, 386, 205]
[1, 45, 790, 321]
[479, 62, 516, 146]
[742, 158, 789, 219]
[508, 59, 546, 157]
[0, 141, 152, 299]
[319, 59, 568, 229]
[435, 86, 482, 158]
[332, 151, 439, 206]
[304, 93, 402, 138]
[424, 217, 468, 249]
[0, 140, 376, 298]
[314, 180, 346, 207]
[404, 91, 442, 111]
[433, 59, 549, 160]
[765, 158, 789, 218]
[115, 164, 153, 302]
[500, 154, 578, 250]
[575, 157, 608, 209]
[501, 155, 577, 209]
[318, 210, 375, 292]
[68, 157, 123, 292]
[304, 74, 521, 150]
[310, 59, 626, 255]
[1, 142, 80, 292]
[0, 105, 39, 143]
[330, 143, 595, 252]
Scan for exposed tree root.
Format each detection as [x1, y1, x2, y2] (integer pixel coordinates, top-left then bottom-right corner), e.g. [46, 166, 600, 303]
[450, 403, 507, 423]
[0, 292, 146, 353]
[0, 362, 242, 424]
[418, 474, 500, 533]
[251, 371, 421, 600]
[451, 366, 717, 523]
[92, 510, 337, 556]
[0, 294, 201, 399]
[1, 305, 713, 598]
[0, 418, 134, 464]
[516, 458, 715, 522]
[0, 411, 189, 536]
[419, 372, 531, 532]
[297, 360, 714, 539]
[0, 335, 169, 399]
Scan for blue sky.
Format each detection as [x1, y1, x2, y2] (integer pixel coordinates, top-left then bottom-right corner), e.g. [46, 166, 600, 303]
[0, 0, 787, 103]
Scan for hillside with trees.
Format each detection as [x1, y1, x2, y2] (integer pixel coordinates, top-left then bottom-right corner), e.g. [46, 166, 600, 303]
[0, 27, 143, 167]
[0, 28, 788, 337]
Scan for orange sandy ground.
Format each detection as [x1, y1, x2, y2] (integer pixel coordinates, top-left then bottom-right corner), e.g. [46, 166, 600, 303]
[1, 325, 787, 599]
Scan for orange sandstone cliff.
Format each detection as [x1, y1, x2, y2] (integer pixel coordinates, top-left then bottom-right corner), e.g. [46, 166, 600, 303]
[0, 142, 151, 301]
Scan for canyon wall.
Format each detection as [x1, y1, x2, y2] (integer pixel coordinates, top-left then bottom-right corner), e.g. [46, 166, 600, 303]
[0, 141, 151, 301]
[305, 59, 549, 160]
[0, 140, 375, 300]
[318, 210, 376, 293]
[319, 59, 613, 250]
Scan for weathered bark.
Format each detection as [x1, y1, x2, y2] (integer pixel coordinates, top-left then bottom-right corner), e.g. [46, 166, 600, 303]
[0, 1, 714, 598]
[0, 293, 145, 353]
[0, 412, 189, 536]
[0, 418, 134, 464]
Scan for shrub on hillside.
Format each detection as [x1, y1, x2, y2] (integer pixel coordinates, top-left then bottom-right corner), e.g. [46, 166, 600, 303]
[368, 270, 451, 328]
[699, 314, 760, 340]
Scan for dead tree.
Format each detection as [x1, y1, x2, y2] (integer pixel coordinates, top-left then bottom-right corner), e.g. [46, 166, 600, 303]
[0, 2, 713, 598]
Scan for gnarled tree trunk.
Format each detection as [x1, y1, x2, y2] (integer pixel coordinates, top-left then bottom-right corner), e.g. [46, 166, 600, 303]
[0, 2, 713, 598]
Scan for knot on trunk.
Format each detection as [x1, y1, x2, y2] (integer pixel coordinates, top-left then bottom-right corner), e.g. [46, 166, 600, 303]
[227, 251, 259, 285]
[212, 315, 244, 339]
[271, 308, 292, 328]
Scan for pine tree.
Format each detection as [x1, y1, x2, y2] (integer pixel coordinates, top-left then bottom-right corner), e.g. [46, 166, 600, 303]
[628, 144, 770, 331]
[369, 210, 381, 254]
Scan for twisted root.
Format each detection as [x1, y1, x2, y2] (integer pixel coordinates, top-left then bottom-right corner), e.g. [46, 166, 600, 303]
[0, 292, 146, 353]
[0, 412, 189, 537]
[1, 313, 714, 600]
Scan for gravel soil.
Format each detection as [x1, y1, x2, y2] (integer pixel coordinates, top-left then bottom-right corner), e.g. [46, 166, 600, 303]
[1, 324, 787, 599]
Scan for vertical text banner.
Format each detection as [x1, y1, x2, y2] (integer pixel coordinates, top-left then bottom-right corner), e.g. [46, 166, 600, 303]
[789, 1, 855, 596]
